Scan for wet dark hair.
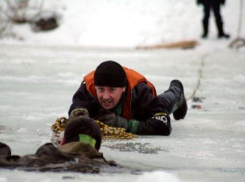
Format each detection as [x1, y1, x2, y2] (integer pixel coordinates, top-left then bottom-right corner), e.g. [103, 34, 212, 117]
[0, 142, 11, 157]
[64, 116, 102, 151]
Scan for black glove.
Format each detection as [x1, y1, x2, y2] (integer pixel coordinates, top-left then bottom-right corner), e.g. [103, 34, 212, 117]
[70, 108, 89, 119]
[136, 113, 171, 135]
[98, 113, 128, 129]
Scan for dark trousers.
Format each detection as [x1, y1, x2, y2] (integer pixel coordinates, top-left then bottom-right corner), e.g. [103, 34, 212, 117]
[158, 85, 182, 115]
[203, 3, 223, 25]
[202, 3, 226, 36]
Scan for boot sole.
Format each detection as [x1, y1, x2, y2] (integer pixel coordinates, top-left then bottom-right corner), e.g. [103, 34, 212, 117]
[173, 80, 188, 120]
[173, 97, 187, 120]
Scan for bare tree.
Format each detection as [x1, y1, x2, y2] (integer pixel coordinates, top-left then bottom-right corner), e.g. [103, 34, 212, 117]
[0, 0, 43, 24]
[0, 7, 8, 37]
[0, 4, 23, 39]
[0, 0, 58, 38]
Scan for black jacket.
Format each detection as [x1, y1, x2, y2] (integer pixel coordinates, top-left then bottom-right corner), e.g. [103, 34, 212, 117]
[69, 82, 172, 135]
[197, 0, 225, 6]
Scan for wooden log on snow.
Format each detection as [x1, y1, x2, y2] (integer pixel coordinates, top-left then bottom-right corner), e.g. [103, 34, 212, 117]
[136, 40, 198, 50]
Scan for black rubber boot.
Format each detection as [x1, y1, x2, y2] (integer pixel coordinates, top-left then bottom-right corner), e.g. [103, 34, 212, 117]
[202, 20, 209, 39]
[170, 80, 188, 120]
[218, 32, 230, 39]
[216, 21, 230, 39]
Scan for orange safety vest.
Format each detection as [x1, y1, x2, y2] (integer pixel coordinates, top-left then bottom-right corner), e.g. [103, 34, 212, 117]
[84, 67, 157, 120]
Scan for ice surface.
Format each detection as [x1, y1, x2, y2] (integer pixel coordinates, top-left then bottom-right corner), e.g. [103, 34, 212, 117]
[0, 44, 244, 182]
[0, 0, 245, 182]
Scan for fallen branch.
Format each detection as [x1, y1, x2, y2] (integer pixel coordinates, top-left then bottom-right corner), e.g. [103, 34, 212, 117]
[136, 40, 198, 50]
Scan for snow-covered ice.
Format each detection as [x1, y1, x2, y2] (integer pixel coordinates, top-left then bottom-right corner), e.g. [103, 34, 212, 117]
[0, 0, 245, 182]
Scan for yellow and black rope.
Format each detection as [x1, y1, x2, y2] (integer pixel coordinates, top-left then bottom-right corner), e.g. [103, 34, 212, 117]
[51, 117, 137, 141]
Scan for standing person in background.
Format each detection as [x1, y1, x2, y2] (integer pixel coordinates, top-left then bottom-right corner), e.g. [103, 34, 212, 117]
[69, 60, 188, 136]
[197, 0, 230, 39]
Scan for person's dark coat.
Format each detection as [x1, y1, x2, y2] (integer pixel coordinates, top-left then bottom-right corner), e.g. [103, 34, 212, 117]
[198, 0, 225, 6]
[69, 81, 173, 135]
[0, 142, 117, 173]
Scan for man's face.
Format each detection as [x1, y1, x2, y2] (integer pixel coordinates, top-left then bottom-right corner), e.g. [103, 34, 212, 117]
[95, 86, 126, 110]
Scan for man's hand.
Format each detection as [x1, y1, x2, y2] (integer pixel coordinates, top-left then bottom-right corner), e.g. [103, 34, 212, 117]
[98, 113, 128, 129]
[70, 108, 89, 119]
[133, 112, 171, 135]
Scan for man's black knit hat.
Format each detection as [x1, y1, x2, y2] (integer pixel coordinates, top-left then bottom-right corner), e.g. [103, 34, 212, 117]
[94, 60, 127, 87]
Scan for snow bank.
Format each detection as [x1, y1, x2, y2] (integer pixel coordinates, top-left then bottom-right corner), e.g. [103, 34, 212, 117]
[1, 0, 244, 48]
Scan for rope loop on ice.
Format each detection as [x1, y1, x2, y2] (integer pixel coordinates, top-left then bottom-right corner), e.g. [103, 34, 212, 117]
[186, 53, 208, 101]
[229, 0, 245, 50]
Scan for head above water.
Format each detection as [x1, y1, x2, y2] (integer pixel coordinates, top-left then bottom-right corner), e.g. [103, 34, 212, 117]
[0, 142, 11, 157]
[94, 60, 127, 110]
[64, 116, 102, 151]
